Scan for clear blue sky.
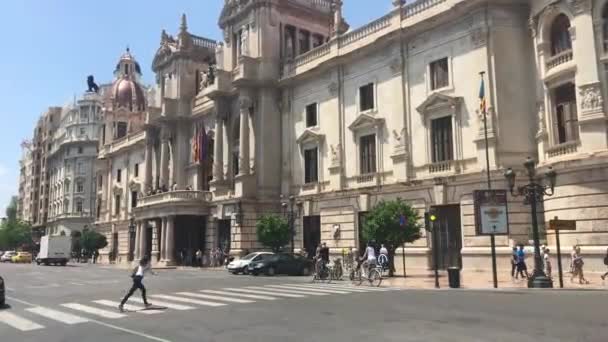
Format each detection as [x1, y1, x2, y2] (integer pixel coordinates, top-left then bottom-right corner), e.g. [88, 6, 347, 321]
[0, 0, 393, 214]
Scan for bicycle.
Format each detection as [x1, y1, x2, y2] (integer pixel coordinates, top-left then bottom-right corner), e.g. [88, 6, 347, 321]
[311, 259, 331, 283]
[351, 259, 382, 287]
[330, 258, 343, 281]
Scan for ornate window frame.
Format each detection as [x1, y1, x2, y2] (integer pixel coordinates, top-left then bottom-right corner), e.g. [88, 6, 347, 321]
[348, 113, 385, 176]
[296, 128, 325, 185]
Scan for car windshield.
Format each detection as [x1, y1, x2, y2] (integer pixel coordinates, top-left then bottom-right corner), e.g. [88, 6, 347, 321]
[241, 253, 258, 260]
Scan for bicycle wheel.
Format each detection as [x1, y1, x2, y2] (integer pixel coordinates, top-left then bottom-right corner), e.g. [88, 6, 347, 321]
[320, 267, 331, 283]
[369, 269, 382, 287]
[351, 269, 363, 286]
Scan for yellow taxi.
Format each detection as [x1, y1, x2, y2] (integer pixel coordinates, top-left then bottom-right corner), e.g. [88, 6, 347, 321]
[11, 251, 32, 263]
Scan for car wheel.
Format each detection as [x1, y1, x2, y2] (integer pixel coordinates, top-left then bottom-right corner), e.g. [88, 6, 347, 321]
[242, 267, 249, 275]
[252, 271, 259, 276]
[266, 267, 276, 276]
[301, 266, 311, 276]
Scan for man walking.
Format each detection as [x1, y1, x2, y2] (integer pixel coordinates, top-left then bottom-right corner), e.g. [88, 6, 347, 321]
[118, 257, 156, 312]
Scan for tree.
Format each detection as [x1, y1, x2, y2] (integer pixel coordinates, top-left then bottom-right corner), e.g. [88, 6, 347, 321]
[0, 220, 33, 251]
[80, 230, 108, 256]
[5, 196, 18, 222]
[361, 199, 422, 276]
[256, 214, 290, 252]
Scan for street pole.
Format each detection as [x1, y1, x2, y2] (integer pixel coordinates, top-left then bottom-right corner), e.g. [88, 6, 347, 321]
[402, 245, 406, 278]
[480, 71, 497, 289]
[433, 221, 439, 289]
[528, 183, 552, 288]
[554, 216, 564, 288]
[290, 197, 295, 255]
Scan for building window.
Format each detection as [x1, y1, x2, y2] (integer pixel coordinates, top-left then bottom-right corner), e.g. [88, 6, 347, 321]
[64, 200, 69, 213]
[76, 181, 84, 193]
[114, 195, 121, 215]
[124, 64, 129, 75]
[304, 147, 319, 184]
[306, 103, 318, 127]
[80, 110, 87, 121]
[115, 122, 128, 139]
[312, 34, 324, 48]
[603, 5, 608, 52]
[77, 162, 83, 174]
[359, 134, 377, 174]
[553, 82, 578, 144]
[359, 83, 375, 112]
[96, 201, 101, 219]
[134, 163, 139, 178]
[550, 14, 572, 56]
[299, 30, 311, 54]
[64, 182, 70, 193]
[116, 169, 122, 183]
[131, 191, 138, 208]
[101, 124, 106, 145]
[78, 146, 83, 154]
[431, 116, 453, 163]
[79, 127, 86, 136]
[430, 58, 449, 90]
[284, 25, 297, 59]
[98, 175, 103, 188]
[76, 200, 83, 213]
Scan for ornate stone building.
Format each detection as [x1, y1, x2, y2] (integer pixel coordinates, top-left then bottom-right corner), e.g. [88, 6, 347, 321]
[96, 0, 608, 273]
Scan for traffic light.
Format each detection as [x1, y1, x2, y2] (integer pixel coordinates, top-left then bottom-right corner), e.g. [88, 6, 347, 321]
[424, 209, 437, 231]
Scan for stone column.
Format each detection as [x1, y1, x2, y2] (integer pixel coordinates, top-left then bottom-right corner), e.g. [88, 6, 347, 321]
[159, 128, 170, 188]
[160, 217, 167, 261]
[144, 133, 154, 192]
[134, 223, 141, 260]
[213, 115, 225, 182]
[151, 220, 160, 261]
[238, 97, 251, 176]
[139, 221, 148, 259]
[248, 108, 255, 173]
[165, 216, 175, 265]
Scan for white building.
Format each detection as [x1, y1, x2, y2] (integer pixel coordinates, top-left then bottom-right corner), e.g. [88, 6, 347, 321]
[98, 0, 608, 273]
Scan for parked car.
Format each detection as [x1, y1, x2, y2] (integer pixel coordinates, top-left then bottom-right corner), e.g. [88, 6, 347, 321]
[12, 252, 33, 263]
[248, 253, 313, 276]
[1, 251, 16, 263]
[227, 252, 274, 274]
[0, 276, 5, 308]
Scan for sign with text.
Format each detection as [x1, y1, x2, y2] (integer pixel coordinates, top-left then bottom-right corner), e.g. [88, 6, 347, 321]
[474, 190, 509, 235]
[549, 219, 576, 231]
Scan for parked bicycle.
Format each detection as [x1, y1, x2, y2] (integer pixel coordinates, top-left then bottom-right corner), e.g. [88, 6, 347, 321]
[350, 258, 382, 287]
[311, 258, 331, 283]
[330, 258, 343, 280]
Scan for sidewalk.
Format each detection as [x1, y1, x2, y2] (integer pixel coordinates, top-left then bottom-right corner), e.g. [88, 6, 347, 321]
[381, 269, 608, 290]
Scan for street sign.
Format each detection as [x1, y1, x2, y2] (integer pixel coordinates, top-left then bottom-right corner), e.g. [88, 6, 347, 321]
[549, 219, 576, 231]
[474, 190, 509, 235]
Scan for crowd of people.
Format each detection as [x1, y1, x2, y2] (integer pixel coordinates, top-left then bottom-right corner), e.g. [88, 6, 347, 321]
[144, 183, 194, 197]
[177, 247, 231, 268]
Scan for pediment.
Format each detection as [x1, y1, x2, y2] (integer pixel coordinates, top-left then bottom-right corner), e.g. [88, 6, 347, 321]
[348, 113, 385, 132]
[297, 129, 325, 145]
[416, 93, 462, 115]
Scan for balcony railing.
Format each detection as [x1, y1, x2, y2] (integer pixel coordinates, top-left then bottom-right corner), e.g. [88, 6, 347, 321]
[338, 14, 392, 48]
[547, 141, 578, 158]
[301, 182, 318, 192]
[137, 190, 212, 208]
[356, 173, 376, 184]
[403, 0, 447, 19]
[428, 160, 452, 174]
[191, 35, 217, 50]
[545, 50, 573, 71]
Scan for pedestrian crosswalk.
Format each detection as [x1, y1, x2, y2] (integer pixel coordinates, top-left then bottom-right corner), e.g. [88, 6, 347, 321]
[0, 283, 400, 333]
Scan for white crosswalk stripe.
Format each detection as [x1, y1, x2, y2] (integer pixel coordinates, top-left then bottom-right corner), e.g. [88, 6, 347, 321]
[300, 283, 394, 291]
[292, 284, 373, 292]
[245, 286, 328, 296]
[224, 287, 306, 298]
[27, 306, 90, 324]
[267, 285, 352, 294]
[93, 300, 161, 314]
[61, 303, 126, 319]
[176, 292, 255, 304]
[149, 294, 227, 307]
[0, 311, 45, 331]
[200, 290, 278, 300]
[129, 297, 194, 311]
[259, 285, 333, 295]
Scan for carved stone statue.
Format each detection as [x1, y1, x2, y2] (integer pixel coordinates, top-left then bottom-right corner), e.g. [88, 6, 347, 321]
[285, 32, 294, 60]
[87, 75, 99, 93]
[200, 70, 209, 89]
[208, 64, 216, 85]
[580, 85, 603, 112]
[241, 26, 249, 56]
[392, 128, 406, 146]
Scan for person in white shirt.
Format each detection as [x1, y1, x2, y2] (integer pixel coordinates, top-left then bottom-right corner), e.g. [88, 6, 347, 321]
[379, 244, 388, 256]
[361, 242, 377, 276]
[379, 244, 389, 269]
[119, 257, 157, 312]
[543, 248, 552, 279]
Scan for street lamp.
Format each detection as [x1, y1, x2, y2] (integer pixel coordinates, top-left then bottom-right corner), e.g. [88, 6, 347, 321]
[504, 157, 556, 288]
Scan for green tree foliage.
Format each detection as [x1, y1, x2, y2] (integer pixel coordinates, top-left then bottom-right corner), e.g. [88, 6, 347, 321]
[361, 199, 422, 276]
[80, 230, 108, 255]
[256, 215, 290, 252]
[0, 197, 33, 250]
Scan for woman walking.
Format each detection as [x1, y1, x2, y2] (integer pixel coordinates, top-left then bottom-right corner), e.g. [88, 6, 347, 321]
[601, 248, 608, 281]
[570, 246, 589, 284]
[118, 257, 156, 312]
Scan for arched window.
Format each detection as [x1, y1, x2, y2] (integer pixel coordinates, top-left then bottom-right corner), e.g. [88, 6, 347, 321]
[550, 14, 572, 56]
[603, 5, 608, 51]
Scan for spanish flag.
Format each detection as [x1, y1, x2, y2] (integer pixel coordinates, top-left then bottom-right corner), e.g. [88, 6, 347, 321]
[479, 77, 486, 114]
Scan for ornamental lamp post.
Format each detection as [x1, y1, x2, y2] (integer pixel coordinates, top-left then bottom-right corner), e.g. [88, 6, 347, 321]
[504, 157, 556, 288]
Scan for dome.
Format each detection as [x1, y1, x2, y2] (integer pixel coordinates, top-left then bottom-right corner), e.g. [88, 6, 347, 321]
[112, 76, 146, 111]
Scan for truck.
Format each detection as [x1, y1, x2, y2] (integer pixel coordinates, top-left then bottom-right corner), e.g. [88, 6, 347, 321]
[37, 235, 71, 266]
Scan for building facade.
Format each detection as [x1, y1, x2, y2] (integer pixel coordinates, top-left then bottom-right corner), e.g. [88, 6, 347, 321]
[45, 92, 103, 236]
[90, 0, 608, 273]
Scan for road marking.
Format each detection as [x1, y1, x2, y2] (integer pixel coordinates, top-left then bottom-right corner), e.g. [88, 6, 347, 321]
[201, 290, 278, 300]
[0, 311, 45, 331]
[266, 285, 351, 294]
[176, 292, 255, 304]
[291, 284, 373, 292]
[61, 303, 126, 319]
[247, 286, 328, 296]
[27, 306, 90, 324]
[149, 294, 227, 307]
[299, 283, 393, 291]
[93, 300, 161, 315]
[70, 282, 86, 286]
[229, 287, 305, 298]
[129, 297, 195, 311]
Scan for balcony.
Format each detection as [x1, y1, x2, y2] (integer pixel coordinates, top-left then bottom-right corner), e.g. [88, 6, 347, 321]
[137, 190, 212, 208]
[299, 182, 320, 195]
[547, 141, 578, 158]
[545, 50, 573, 71]
[232, 56, 259, 85]
[98, 131, 145, 157]
[428, 160, 453, 174]
[200, 69, 232, 99]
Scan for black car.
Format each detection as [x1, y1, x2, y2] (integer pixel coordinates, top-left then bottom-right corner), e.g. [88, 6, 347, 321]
[0, 276, 5, 308]
[248, 253, 313, 276]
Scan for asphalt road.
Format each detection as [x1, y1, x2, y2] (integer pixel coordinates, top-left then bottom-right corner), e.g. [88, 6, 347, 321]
[0, 262, 606, 342]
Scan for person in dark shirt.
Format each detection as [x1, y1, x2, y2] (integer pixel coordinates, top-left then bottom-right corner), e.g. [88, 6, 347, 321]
[320, 242, 330, 263]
